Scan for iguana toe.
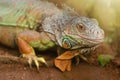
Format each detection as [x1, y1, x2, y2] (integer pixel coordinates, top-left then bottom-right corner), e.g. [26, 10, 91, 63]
[22, 54, 47, 70]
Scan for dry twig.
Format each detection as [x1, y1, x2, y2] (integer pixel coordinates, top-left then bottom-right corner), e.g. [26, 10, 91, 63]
[0, 55, 54, 67]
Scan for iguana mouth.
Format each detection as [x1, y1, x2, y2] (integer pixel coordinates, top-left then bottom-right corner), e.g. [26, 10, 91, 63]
[79, 34, 104, 43]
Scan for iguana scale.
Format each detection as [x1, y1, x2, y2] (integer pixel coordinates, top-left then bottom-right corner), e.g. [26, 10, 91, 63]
[0, 0, 104, 70]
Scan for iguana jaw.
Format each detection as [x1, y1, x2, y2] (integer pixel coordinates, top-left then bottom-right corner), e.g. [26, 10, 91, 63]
[78, 34, 104, 44]
[61, 27, 104, 49]
[62, 33, 104, 49]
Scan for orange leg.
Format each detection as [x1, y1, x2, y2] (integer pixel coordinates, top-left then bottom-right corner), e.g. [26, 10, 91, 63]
[16, 30, 47, 70]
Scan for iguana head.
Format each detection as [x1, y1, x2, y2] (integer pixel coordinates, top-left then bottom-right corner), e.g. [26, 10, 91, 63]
[61, 17, 104, 49]
[42, 5, 104, 50]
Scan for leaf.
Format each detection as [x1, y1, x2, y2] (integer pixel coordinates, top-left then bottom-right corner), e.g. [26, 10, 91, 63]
[54, 50, 79, 72]
[98, 54, 114, 67]
[56, 50, 79, 60]
[54, 59, 71, 72]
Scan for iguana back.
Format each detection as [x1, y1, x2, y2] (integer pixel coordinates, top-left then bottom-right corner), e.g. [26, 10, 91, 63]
[0, 0, 61, 29]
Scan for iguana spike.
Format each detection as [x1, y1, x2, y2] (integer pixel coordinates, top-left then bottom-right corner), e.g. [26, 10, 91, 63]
[62, 4, 80, 17]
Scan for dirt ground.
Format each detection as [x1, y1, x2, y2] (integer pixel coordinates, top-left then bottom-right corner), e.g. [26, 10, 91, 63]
[0, 43, 120, 80]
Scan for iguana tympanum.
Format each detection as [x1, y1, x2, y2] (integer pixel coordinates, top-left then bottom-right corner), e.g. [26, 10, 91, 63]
[0, 0, 104, 70]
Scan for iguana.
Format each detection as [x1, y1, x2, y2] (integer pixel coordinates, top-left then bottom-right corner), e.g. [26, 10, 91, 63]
[0, 0, 104, 70]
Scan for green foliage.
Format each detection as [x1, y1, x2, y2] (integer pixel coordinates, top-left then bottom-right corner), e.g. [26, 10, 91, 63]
[98, 54, 114, 67]
[104, 30, 116, 44]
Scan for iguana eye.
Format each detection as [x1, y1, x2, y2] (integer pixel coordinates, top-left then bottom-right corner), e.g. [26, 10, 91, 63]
[62, 38, 72, 49]
[76, 23, 85, 32]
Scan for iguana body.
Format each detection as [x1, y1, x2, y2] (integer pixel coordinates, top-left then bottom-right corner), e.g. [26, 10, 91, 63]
[0, 0, 104, 70]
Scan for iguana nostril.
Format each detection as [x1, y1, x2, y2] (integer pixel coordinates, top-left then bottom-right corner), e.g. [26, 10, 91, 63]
[97, 30, 104, 39]
[96, 31, 99, 34]
[90, 29, 92, 33]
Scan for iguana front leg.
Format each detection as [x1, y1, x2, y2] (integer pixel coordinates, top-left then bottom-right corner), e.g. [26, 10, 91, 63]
[16, 37, 46, 70]
[16, 30, 54, 70]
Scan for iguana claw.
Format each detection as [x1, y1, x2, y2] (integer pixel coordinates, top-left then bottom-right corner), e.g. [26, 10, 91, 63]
[23, 54, 47, 70]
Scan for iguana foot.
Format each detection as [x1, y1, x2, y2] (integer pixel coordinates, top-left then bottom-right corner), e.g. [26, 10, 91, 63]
[22, 54, 47, 70]
[16, 36, 47, 70]
[74, 56, 80, 65]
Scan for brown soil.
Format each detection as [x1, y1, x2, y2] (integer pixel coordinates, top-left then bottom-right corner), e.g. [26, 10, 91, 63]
[0, 43, 120, 80]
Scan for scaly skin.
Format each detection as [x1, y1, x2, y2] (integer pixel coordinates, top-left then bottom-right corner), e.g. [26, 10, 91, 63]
[0, 0, 104, 69]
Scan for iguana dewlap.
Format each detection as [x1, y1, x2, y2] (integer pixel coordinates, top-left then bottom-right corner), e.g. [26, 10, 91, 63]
[0, 0, 104, 70]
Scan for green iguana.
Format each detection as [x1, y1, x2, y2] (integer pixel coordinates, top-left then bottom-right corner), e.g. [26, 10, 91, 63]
[0, 0, 104, 70]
